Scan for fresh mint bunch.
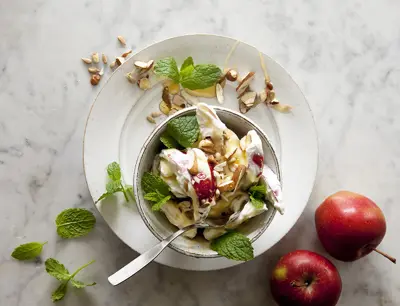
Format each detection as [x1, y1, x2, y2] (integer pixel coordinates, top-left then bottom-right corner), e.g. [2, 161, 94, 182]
[153, 56, 222, 90]
[55, 208, 96, 239]
[249, 183, 267, 209]
[45, 258, 96, 302]
[11, 241, 47, 260]
[95, 162, 134, 203]
[210, 231, 254, 261]
[141, 172, 172, 211]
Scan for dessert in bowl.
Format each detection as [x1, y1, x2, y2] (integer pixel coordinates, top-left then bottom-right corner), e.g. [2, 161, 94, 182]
[133, 103, 284, 258]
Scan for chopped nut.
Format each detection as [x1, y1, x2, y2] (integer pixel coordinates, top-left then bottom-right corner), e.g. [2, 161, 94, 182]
[216, 83, 224, 104]
[241, 91, 257, 107]
[172, 95, 186, 107]
[99, 68, 104, 76]
[267, 90, 275, 103]
[226, 69, 238, 82]
[117, 35, 126, 46]
[81, 58, 92, 64]
[88, 67, 100, 74]
[199, 139, 216, 154]
[151, 112, 162, 118]
[102, 53, 107, 64]
[115, 57, 125, 66]
[214, 162, 227, 172]
[189, 155, 198, 175]
[215, 152, 222, 160]
[236, 72, 255, 96]
[162, 87, 171, 107]
[239, 102, 249, 114]
[266, 81, 274, 90]
[217, 180, 235, 192]
[90, 74, 101, 86]
[258, 89, 267, 103]
[126, 72, 137, 84]
[159, 100, 171, 115]
[138, 78, 151, 90]
[122, 49, 133, 58]
[134, 60, 154, 70]
[207, 155, 217, 164]
[146, 116, 156, 124]
[110, 61, 116, 69]
[92, 52, 99, 64]
[181, 90, 199, 105]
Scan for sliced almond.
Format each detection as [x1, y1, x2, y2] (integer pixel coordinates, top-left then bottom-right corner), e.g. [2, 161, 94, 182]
[214, 162, 227, 172]
[224, 148, 237, 161]
[258, 89, 268, 103]
[151, 111, 162, 118]
[189, 155, 199, 175]
[88, 67, 100, 74]
[236, 72, 255, 96]
[181, 90, 199, 105]
[172, 95, 186, 107]
[162, 87, 171, 107]
[126, 72, 137, 84]
[134, 60, 154, 70]
[81, 58, 92, 64]
[216, 83, 224, 104]
[199, 139, 216, 154]
[239, 102, 248, 114]
[241, 91, 257, 108]
[217, 180, 235, 192]
[232, 164, 246, 191]
[146, 116, 156, 124]
[92, 52, 99, 64]
[159, 100, 171, 115]
[226, 69, 238, 81]
[267, 90, 275, 103]
[110, 61, 116, 69]
[117, 35, 126, 46]
[116, 57, 125, 66]
[102, 54, 107, 64]
[138, 78, 151, 90]
[121, 49, 133, 58]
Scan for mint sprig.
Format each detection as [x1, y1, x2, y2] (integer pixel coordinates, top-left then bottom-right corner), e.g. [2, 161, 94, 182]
[153, 56, 222, 90]
[249, 182, 267, 209]
[11, 241, 47, 260]
[141, 172, 172, 211]
[45, 258, 96, 302]
[211, 231, 254, 261]
[55, 208, 96, 239]
[166, 115, 199, 148]
[95, 162, 133, 203]
[144, 191, 171, 211]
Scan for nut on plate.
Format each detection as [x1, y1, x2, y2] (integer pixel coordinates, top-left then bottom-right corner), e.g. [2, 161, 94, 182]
[117, 35, 126, 45]
[159, 100, 171, 115]
[121, 49, 133, 58]
[199, 139, 216, 154]
[102, 53, 107, 64]
[92, 52, 99, 64]
[81, 57, 92, 64]
[226, 69, 238, 82]
[146, 116, 156, 124]
[236, 72, 255, 96]
[241, 91, 257, 108]
[88, 67, 100, 74]
[134, 60, 154, 71]
[115, 57, 125, 67]
[90, 74, 101, 86]
[138, 78, 151, 90]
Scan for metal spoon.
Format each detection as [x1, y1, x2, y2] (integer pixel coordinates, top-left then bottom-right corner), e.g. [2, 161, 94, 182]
[108, 220, 224, 286]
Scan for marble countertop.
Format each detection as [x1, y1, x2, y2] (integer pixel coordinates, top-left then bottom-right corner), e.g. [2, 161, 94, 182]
[1, 0, 400, 305]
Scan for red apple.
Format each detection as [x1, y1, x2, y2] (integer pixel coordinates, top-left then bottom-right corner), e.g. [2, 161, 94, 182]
[270, 250, 342, 306]
[315, 191, 395, 263]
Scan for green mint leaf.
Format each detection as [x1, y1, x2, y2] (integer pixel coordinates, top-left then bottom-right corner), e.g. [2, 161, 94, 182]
[141, 172, 170, 195]
[152, 195, 171, 211]
[180, 64, 222, 90]
[125, 185, 135, 201]
[55, 208, 96, 239]
[51, 282, 68, 302]
[250, 195, 265, 209]
[107, 162, 121, 181]
[160, 132, 180, 149]
[154, 57, 180, 83]
[106, 181, 123, 193]
[11, 241, 47, 260]
[180, 56, 194, 71]
[249, 184, 267, 196]
[167, 115, 200, 148]
[95, 192, 110, 204]
[144, 192, 161, 202]
[70, 279, 96, 288]
[180, 65, 194, 80]
[45, 258, 71, 281]
[210, 231, 254, 261]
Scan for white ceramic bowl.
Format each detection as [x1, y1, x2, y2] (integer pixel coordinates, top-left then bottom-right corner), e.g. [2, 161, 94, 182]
[133, 106, 281, 258]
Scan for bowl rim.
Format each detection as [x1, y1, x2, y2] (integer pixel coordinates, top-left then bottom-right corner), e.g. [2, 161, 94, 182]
[133, 105, 281, 258]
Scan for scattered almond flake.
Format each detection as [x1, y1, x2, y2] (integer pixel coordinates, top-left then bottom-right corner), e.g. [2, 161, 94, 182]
[272, 103, 292, 113]
[232, 165, 246, 191]
[88, 67, 100, 74]
[239, 102, 249, 114]
[138, 78, 151, 90]
[224, 40, 240, 70]
[241, 91, 257, 107]
[151, 111, 162, 118]
[159, 100, 171, 115]
[214, 161, 227, 172]
[99, 67, 104, 76]
[115, 57, 125, 66]
[228, 156, 237, 164]
[92, 52, 100, 64]
[172, 95, 186, 107]
[162, 87, 171, 107]
[117, 35, 126, 46]
[199, 139, 216, 154]
[217, 180, 235, 192]
[110, 61, 116, 69]
[236, 72, 255, 97]
[81, 58, 92, 64]
[225, 69, 238, 82]
[258, 89, 267, 103]
[229, 163, 238, 173]
[259, 51, 271, 83]
[122, 49, 133, 58]
[146, 116, 156, 124]
[180, 90, 199, 105]
[216, 83, 224, 104]
[126, 72, 137, 84]
[189, 156, 198, 175]
[90, 74, 101, 86]
[102, 54, 107, 64]
[134, 60, 154, 70]
[224, 148, 237, 161]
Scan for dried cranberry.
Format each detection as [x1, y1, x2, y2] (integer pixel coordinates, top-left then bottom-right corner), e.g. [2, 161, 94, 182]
[252, 153, 264, 168]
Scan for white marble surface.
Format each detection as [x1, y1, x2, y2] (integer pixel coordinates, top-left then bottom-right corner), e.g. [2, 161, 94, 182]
[1, 0, 400, 305]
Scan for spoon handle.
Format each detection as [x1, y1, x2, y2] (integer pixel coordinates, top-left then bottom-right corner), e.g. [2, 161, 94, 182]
[108, 224, 195, 286]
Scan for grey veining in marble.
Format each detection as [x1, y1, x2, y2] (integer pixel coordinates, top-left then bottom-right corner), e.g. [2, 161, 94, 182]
[1, 0, 400, 305]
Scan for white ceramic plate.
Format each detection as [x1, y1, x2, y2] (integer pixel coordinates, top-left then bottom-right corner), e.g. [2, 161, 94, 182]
[83, 34, 318, 271]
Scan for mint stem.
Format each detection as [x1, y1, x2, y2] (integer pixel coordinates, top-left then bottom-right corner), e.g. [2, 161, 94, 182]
[121, 184, 129, 202]
[70, 260, 95, 279]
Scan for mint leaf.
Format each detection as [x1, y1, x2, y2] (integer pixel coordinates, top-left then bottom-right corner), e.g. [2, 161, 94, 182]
[70, 279, 96, 288]
[249, 182, 267, 208]
[106, 181, 122, 193]
[250, 195, 265, 209]
[152, 195, 171, 211]
[52, 282, 68, 302]
[141, 172, 170, 195]
[154, 57, 180, 83]
[180, 65, 195, 80]
[180, 64, 222, 90]
[55, 208, 96, 239]
[181, 56, 194, 71]
[160, 132, 180, 149]
[11, 241, 47, 260]
[249, 184, 267, 196]
[45, 258, 71, 281]
[144, 191, 171, 211]
[167, 115, 200, 148]
[210, 231, 254, 261]
[107, 162, 121, 181]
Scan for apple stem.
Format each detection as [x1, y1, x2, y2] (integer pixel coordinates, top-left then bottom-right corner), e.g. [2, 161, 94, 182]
[373, 248, 397, 264]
